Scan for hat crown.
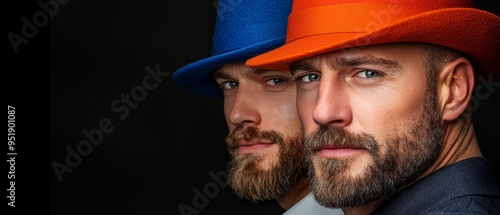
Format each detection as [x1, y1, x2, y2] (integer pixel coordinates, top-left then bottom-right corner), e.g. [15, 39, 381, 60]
[212, 0, 292, 55]
[291, 0, 473, 11]
[286, 0, 475, 43]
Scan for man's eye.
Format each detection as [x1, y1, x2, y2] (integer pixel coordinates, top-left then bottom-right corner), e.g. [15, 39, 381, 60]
[221, 81, 238, 90]
[265, 78, 286, 86]
[299, 74, 321, 82]
[357, 70, 380, 78]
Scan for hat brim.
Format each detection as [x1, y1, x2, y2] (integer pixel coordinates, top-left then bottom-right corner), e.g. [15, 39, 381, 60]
[173, 37, 286, 98]
[247, 8, 500, 77]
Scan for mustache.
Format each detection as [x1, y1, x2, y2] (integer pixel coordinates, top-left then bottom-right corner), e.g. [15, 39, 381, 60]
[225, 125, 284, 148]
[304, 126, 378, 155]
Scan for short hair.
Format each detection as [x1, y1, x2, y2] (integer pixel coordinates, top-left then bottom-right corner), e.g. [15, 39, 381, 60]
[419, 43, 466, 76]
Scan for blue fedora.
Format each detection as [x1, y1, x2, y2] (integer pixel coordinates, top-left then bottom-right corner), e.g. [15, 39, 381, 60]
[172, 0, 293, 98]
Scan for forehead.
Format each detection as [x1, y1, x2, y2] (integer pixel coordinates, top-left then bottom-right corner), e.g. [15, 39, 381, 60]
[291, 43, 424, 70]
[214, 62, 249, 78]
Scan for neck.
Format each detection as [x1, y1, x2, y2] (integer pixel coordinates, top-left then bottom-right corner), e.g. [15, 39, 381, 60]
[420, 116, 482, 178]
[276, 178, 310, 210]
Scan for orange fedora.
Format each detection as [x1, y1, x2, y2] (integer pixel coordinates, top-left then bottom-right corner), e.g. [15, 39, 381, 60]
[246, 0, 500, 76]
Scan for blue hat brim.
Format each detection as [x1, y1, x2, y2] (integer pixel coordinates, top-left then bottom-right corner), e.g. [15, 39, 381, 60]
[173, 36, 286, 98]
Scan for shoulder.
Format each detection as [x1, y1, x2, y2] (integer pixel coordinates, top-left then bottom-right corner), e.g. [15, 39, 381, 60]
[421, 195, 500, 215]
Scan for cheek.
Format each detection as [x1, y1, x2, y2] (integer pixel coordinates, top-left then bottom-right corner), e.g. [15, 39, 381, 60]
[274, 103, 298, 123]
[354, 85, 426, 139]
[266, 94, 301, 132]
[388, 82, 427, 123]
[297, 92, 317, 135]
[223, 97, 235, 130]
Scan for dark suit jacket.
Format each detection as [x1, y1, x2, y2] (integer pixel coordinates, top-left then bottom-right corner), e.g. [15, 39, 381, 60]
[372, 157, 500, 215]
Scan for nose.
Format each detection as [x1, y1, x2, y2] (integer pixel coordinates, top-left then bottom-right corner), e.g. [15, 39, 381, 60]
[312, 77, 352, 127]
[228, 86, 261, 127]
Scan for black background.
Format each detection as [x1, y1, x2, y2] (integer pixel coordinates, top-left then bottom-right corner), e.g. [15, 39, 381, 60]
[3, 0, 499, 214]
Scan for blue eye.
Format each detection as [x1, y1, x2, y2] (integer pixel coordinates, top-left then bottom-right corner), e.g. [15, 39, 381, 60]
[357, 70, 380, 78]
[221, 81, 238, 90]
[300, 74, 321, 82]
[265, 78, 286, 86]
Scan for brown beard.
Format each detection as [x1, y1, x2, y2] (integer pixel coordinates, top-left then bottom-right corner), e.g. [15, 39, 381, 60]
[304, 94, 442, 208]
[225, 126, 306, 201]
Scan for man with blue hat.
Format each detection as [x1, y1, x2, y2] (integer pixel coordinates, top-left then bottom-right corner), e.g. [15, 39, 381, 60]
[173, 0, 343, 214]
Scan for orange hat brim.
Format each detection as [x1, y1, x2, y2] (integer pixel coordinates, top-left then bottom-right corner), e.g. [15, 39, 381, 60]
[247, 8, 500, 77]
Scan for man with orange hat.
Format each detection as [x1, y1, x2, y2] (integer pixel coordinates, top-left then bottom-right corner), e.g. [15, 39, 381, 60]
[248, 0, 500, 214]
[173, 0, 342, 214]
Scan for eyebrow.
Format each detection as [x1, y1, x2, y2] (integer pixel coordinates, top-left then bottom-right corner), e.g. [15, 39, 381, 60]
[330, 55, 400, 70]
[290, 55, 400, 74]
[289, 61, 317, 75]
[213, 69, 232, 80]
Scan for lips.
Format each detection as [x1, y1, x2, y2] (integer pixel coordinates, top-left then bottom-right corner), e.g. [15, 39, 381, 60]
[318, 145, 364, 150]
[315, 145, 367, 159]
[232, 139, 276, 155]
[304, 126, 378, 160]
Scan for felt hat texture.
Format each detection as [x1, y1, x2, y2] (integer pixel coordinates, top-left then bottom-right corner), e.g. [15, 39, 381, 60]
[173, 0, 293, 98]
[247, 0, 500, 77]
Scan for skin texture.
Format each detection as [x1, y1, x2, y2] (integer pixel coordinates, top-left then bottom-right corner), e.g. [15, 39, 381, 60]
[290, 43, 481, 214]
[214, 62, 309, 209]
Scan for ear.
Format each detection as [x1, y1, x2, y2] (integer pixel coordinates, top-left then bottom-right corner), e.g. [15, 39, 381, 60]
[437, 57, 475, 121]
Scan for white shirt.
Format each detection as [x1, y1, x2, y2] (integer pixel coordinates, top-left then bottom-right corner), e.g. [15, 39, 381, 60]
[283, 193, 344, 215]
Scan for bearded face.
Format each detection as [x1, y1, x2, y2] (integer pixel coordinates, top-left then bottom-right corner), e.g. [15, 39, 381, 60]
[304, 91, 442, 208]
[225, 126, 306, 201]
